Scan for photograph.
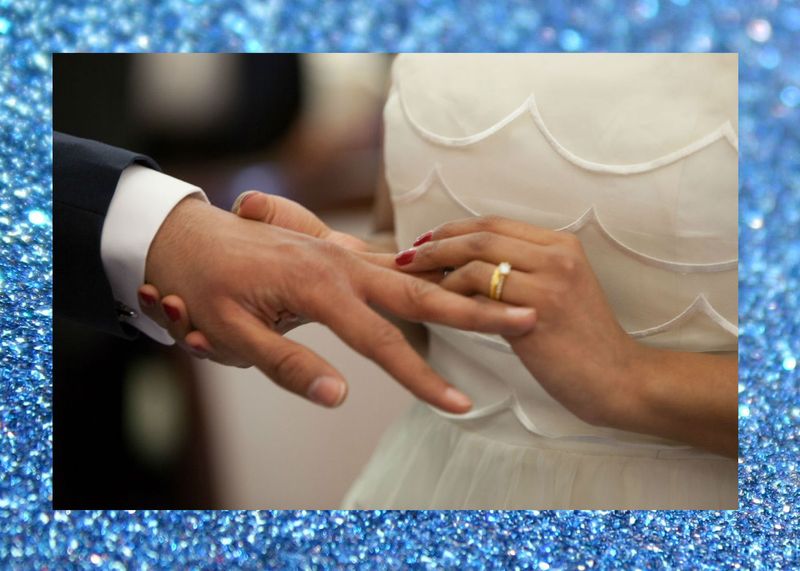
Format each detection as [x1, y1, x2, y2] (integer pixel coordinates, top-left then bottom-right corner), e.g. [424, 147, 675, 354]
[53, 52, 738, 510]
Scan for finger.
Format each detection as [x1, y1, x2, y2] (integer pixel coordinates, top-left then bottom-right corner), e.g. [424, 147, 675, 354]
[357, 251, 447, 284]
[140, 284, 237, 363]
[218, 307, 348, 408]
[357, 251, 444, 282]
[422, 216, 561, 246]
[183, 330, 251, 367]
[395, 233, 548, 273]
[232, 190, 370, 251]
[439, 261, 538, 307]
[142, 285, 238, 364]
[177, 338, 209, 360]
[361, 264, 537, 336]
[138, 284, 168, 328]
[181, 331, 212, 359]
[160, 295, 193, 342]
[315, 294, 473, 414]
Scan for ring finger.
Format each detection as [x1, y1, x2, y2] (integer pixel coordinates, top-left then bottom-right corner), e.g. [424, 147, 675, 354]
[440, 260, 537, 307]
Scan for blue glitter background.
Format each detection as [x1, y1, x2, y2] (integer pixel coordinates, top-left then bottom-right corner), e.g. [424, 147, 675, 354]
[1, 0, 798, 568]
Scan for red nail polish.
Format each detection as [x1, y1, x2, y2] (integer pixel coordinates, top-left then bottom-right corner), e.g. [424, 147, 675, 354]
[413, 231, 433, 247]
[395, 248, 417, 266]
[163, 304, 180, 322]
[139, 292, 156, 307]
[189, 344, 208, 357]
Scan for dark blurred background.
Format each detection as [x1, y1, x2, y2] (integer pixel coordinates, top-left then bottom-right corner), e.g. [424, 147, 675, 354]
[53, 54, 400, 508]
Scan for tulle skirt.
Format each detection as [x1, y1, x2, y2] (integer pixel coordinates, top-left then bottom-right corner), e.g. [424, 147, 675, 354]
[341, 402, 737, 510]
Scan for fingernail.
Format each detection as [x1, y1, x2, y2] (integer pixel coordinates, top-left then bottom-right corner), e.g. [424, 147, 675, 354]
[506, 307, 537, 319]
[444, 387, 472, 411]
[413, 231, 433, 247]
[232, 191, 257, 214]
[163, 303, 180, 322]
[139, 292, 156, 307]
[307, 376, 346, 407]
[188, 344, 209, 358]
[395, 248, 417, 266]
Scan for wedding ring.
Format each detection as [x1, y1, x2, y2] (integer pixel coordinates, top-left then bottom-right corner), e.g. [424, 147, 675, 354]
[489, 262, 512, 301]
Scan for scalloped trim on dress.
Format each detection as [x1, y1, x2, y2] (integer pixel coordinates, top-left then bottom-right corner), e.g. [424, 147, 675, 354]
[628, 294, 737, 337]
[430, 293, 737, 357]
[395, 88, 738, 174]
[392, 165, 738, 273]
[434, 395, 695, 451]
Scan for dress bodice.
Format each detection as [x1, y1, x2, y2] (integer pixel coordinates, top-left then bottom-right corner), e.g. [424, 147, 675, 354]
[384, 54, 738, 446]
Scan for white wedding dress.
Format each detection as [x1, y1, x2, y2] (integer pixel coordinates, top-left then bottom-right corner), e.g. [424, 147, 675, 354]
[342, 54, 738, 509]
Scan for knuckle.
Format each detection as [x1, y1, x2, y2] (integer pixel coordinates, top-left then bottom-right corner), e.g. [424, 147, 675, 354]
[271, 347, 307, 387]
[316, 239, 343, 257]
[467, 231, 494, 253]
[431, 221, 452, 239]
[303, 245, 347, 283]
[312, 261, 339, 284]
[557, 252, 578, 275]
[309, 242, 343, 269]
[215, 304, 241, 330]
[463, 260, 486, 282]
[366, 324, 407, 357]
[417, 237, 439, 259]
[546, 248, 580, 276]
[403, 277, 437, 310]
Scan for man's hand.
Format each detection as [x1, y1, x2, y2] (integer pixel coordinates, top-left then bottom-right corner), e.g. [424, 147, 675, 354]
[139, 191, 392, 360]
[141, 195, 537, 411]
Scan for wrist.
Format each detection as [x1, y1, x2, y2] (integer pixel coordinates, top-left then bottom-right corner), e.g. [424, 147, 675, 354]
[145, 195, 216, 291]
[595, 339, 656, 431]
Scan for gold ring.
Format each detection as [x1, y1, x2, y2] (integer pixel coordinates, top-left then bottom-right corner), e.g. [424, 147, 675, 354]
[489, 262, 512, 301]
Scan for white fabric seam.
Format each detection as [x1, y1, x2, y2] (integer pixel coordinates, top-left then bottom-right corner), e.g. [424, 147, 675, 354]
[392, 164, 738, 273]
[396, 87, 739, 173]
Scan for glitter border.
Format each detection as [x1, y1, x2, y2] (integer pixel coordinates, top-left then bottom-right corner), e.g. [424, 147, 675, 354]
[1, 0, 798, 568]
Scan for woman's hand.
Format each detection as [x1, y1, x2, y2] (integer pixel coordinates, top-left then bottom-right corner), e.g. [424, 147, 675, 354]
[395, 216, 737, 456]
[395, 216, 638, 427]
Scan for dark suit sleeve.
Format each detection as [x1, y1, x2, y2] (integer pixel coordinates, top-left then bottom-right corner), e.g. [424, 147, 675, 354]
[54, 132, 161, 337]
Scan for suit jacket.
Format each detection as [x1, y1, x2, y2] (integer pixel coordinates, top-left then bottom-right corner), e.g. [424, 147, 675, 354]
[54, 132, 159, 337]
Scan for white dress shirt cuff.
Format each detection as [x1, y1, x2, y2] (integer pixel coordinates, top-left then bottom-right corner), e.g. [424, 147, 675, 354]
[100, 164, 208, 344]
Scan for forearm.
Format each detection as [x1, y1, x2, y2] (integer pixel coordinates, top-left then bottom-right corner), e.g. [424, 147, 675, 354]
[608, 346, 738, 457]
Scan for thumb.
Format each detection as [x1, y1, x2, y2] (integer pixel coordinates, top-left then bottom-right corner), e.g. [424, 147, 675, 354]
[232, 191, 330, 239]
[232, 191, 369, 252]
